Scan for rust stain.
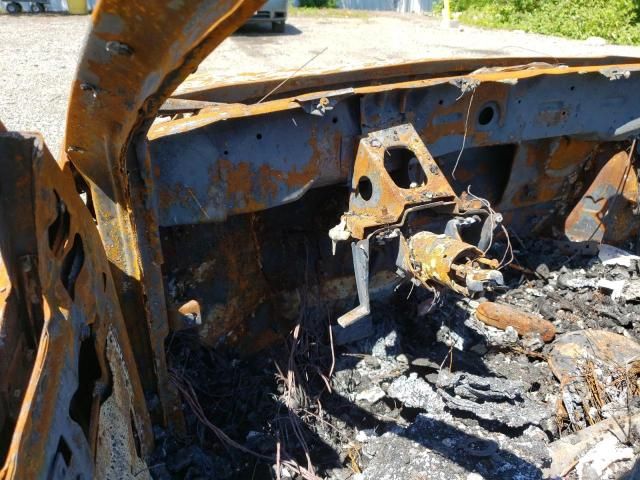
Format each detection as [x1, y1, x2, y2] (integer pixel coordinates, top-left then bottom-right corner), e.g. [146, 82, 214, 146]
[476, 302, 556, 342]
[565, 149, 639, 244]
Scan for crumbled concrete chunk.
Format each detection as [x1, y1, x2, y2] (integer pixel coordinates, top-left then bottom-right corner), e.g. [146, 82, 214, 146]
[356, 385, 386, 404]
[436, 370, 550, 427]
[576, 435, 634, 480]
[387, 373, 445, 413]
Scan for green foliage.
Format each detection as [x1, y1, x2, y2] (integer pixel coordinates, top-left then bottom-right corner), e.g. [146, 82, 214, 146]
[297, 0, 337, 7]
[437, 0, 640, 45]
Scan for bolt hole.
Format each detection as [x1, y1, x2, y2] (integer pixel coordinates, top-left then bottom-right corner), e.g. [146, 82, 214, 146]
[478, 105, 496, 126]
[332, 117, 338, 124]
[356, 176, 373, 201]
[256, 133, 262, 140]
[570, 86, 575, 91]
[384, 147, 425, 189]
[223, 150, 229, 155]
[438, 99, 444, 105]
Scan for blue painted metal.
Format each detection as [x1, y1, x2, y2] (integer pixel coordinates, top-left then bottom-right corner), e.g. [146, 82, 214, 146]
[149, 66, 640, 228]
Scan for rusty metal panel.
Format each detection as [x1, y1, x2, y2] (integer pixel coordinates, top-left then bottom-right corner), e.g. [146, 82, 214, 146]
[171, 56, 640, 104]
[0, 133, 151, 479]
[565, 149, 639, 244]
[148, 63, 640, 230]
[62, 0, 266, 430]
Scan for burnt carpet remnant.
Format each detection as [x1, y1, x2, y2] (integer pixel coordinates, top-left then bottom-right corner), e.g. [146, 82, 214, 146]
[151, 238, 640, 480]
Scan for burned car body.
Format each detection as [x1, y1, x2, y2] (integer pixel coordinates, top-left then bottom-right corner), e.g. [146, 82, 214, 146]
[1, 1, 640, 478]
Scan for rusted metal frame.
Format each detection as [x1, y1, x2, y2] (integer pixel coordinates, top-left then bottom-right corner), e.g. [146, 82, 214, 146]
[64, 0, 266, 429]
[153, 61, 640, 139]
[158, 184, 376, 351]
[65, 0, 269, 196]
[333, 123, 502, 313]
[0, 133, 43, 470]
[171, 56, 640, 104]
[148, 64, 640, 229]
[0, 133, 152, 479]
[564, 149, 640, 244]
[496, 139, 637, 241]
[342, 124, 460, 239]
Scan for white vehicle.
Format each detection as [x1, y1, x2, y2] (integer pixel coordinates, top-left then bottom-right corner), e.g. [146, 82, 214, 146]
[247, 0, 288, 32]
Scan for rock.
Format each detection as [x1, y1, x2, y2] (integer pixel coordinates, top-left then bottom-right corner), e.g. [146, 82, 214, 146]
[522, 332, 545, 351]
[548, 413, 640, 478]
[437, 370, 524, 402]
[387, 373, 445, 413]
[327, 468, 352, 480]
[548, 330, 640, 383]
[372, 328, 400, 358]
[475, 302, 556, 342]
[597, 279, 626, 300]
[436, 323, 465, 350]
[558, 271, 596, 290]
[622, 279, 640, 302]
[395, 353, 409, 364]
[410, 357, 439, 368]
[356, 385, 386, 404]
[576, 435, 634, 479]
[535, 263, 550, 280]
[436, 370, 550, 428]
[504, 325, 519, 343]
[355, 429, 377, 442]
[363, 355, 381, 369]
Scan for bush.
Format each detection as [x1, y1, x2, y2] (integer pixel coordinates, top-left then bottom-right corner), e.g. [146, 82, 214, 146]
[298, 0, 337, 7]
[436, 0, 640, 45]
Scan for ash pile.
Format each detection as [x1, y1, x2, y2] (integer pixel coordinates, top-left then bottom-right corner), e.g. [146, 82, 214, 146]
[153, 239, 640, 480]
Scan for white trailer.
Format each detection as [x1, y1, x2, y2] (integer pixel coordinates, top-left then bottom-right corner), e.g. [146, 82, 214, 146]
[2, 0, 94, 13]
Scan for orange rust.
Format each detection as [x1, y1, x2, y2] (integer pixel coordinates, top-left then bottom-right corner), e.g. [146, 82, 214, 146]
[61, 0, 266, 431]
[345, 124, 457, 239]
[150, 63, 640, 142]
[476, 302, 556, 342]
[565, 149, 639, 244]
[422, 81, 510, 145]
[499, 139, 598, 212]
[197, 224, 286, 351]
[409, 232, 486, 295]
[173, 57, 640, 104]
[0, 134, 152, 479]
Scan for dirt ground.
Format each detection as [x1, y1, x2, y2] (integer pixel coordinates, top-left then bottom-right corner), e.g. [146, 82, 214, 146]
[2, 11, 640, 154]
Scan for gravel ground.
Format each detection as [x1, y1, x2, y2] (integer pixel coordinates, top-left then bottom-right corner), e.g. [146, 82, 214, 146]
[2, 11, 640, 154]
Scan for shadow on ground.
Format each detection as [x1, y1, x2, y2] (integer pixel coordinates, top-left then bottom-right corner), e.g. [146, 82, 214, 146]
[235, 21, 303, 36]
